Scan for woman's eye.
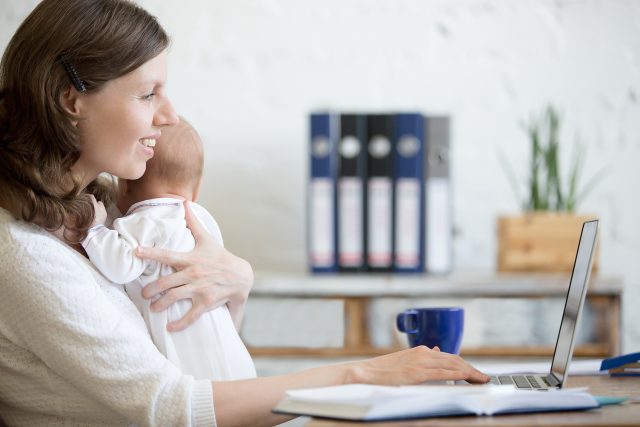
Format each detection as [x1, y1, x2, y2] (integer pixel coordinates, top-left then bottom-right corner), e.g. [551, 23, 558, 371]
[141, 93, 156, 101]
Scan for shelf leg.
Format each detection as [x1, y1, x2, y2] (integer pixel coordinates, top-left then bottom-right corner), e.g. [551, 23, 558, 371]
[344, 297, 370, 352]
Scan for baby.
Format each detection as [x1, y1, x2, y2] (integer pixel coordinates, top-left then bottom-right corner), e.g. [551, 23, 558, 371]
[83, 118, 256, 381]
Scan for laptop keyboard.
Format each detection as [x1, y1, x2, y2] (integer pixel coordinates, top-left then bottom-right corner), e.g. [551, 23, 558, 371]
[490, 375, 550, 389]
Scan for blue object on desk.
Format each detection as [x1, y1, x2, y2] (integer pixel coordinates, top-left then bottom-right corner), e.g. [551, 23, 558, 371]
[595, 396, 629, 406]
[600, 352, 640, 376]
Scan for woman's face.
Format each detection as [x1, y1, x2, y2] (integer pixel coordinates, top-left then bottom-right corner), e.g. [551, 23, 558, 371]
[73, 50, 178, 185]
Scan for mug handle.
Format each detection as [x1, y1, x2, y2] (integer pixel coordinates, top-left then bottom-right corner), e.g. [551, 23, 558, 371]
[396, 310, 419, 334]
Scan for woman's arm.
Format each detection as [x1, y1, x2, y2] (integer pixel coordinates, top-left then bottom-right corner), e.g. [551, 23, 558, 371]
[213, 346, 490, 427]
[0, 224, 210, 426]
[136, 201, 252, 331]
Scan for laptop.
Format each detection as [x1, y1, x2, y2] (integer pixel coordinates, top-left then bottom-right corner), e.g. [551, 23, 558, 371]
[488, 219, 599, 390]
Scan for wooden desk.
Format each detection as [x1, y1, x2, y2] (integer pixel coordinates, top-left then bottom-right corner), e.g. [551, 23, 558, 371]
[248, 273, 622, 358]
[306, 376, 640, 427]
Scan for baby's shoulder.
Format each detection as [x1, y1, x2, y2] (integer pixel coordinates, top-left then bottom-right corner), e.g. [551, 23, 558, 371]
[124, 199, 185, 222]
[188, 203, 224, 245]
[114, 200, 186, 245]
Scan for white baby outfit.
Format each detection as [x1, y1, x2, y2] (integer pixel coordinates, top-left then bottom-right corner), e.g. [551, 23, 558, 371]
[82, 198, 256, 381]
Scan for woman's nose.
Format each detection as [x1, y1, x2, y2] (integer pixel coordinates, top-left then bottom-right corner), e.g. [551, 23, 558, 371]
[154, 96, 179, 127]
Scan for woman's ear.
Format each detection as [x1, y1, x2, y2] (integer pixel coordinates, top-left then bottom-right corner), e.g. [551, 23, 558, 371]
[60, 85, 81, 126]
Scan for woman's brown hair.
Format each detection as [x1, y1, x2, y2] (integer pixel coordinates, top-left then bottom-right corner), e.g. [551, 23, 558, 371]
[0, 0, 169, 241]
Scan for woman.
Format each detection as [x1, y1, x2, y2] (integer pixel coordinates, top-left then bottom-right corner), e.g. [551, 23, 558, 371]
[0, 0, 489, 426]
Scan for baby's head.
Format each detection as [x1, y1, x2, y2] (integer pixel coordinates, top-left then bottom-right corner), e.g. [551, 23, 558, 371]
[119, 117, 204, 210]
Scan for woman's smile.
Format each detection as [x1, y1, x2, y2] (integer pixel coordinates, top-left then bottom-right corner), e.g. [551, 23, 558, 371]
[139, 137, 158, 158]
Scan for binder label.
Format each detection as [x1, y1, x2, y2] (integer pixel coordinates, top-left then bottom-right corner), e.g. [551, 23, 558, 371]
[309, 178, 335, 267]
[427, 177, 452, 273]
[367, 177, 392, 267]
[395, 178, 420, 267]
[339, 177, 363, 266]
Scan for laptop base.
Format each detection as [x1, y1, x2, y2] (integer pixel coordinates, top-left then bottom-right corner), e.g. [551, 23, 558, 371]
[490, 374, 560, 390]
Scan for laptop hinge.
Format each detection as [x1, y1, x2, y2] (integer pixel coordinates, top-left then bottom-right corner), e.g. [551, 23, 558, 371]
[546, 374, 561, 388]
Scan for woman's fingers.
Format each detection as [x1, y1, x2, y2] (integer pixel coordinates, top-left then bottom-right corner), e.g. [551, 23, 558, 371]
[136, 245, 190, 270]
[148, 280, 194, 311]
[149, 279, 227, 312]
[437, 354, 489, 383]
[167, 302, 209, 332]
[366, 368, 465, 386]
[146, 267, 235, 308]
[466, 372, 491, 384]
[422, 368, 468, 382]
[363, 346, 490, 385]
[142, 269, 193, 300]
[463, 365, 491, 383]
[417, 347, 489, 383]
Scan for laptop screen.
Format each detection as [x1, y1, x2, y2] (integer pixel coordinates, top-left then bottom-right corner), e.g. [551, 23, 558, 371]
[550, 220, 599, 386]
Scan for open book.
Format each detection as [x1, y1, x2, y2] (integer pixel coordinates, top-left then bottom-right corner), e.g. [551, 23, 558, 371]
[273, 384, 599, 421]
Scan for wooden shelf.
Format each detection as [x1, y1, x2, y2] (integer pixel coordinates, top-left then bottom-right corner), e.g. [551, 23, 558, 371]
[245, 272, 622, 359]
[250, 271, 622, 298]
[248, 343, 609, 358]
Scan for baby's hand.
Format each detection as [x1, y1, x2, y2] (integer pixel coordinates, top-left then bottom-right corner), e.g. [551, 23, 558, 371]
[89, 194, 107, 228]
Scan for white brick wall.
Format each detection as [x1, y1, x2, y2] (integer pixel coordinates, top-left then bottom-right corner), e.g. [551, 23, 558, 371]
[2, 1, 639, 354]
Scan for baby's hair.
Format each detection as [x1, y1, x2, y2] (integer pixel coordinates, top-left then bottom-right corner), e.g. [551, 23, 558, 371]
[128, 117, 204, 194]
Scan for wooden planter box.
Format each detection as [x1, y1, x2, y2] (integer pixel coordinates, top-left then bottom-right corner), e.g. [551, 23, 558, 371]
[497, 213, 599, 272]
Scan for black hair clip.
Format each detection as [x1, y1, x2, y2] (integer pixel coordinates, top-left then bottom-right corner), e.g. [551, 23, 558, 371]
[59, 53, 86, 93]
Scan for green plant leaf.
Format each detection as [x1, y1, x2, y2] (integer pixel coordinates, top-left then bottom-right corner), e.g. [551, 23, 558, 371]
[565, 143, 585, 213]
[508, 104, 605, 213]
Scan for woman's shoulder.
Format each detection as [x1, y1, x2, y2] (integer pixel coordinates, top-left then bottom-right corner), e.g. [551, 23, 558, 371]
[0, 208, 94, 284]
[0, 207, 70, 258]
[0, 207, 138, 328]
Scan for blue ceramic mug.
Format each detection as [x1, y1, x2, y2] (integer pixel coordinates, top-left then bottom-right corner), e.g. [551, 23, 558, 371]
[396, 307, 464, 354]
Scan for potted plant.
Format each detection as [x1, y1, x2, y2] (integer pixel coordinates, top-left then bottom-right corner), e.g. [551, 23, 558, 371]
[497, 106, 605, 272]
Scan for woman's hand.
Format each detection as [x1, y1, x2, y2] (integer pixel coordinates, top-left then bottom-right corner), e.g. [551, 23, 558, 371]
[212, 345, 489, 426]
[346, 346, 490, 385]
[135, 201, 253, 332]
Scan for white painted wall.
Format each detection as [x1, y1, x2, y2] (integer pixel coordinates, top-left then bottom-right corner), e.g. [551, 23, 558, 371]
[2, 1, 638, 353]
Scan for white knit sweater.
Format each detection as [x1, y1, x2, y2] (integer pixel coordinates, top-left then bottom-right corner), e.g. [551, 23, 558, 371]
[0, 208, 215, 426]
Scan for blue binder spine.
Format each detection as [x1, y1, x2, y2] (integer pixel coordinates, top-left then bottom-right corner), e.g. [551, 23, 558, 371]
[308, 113, 338, 273]
[393, 113, 425, 273]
